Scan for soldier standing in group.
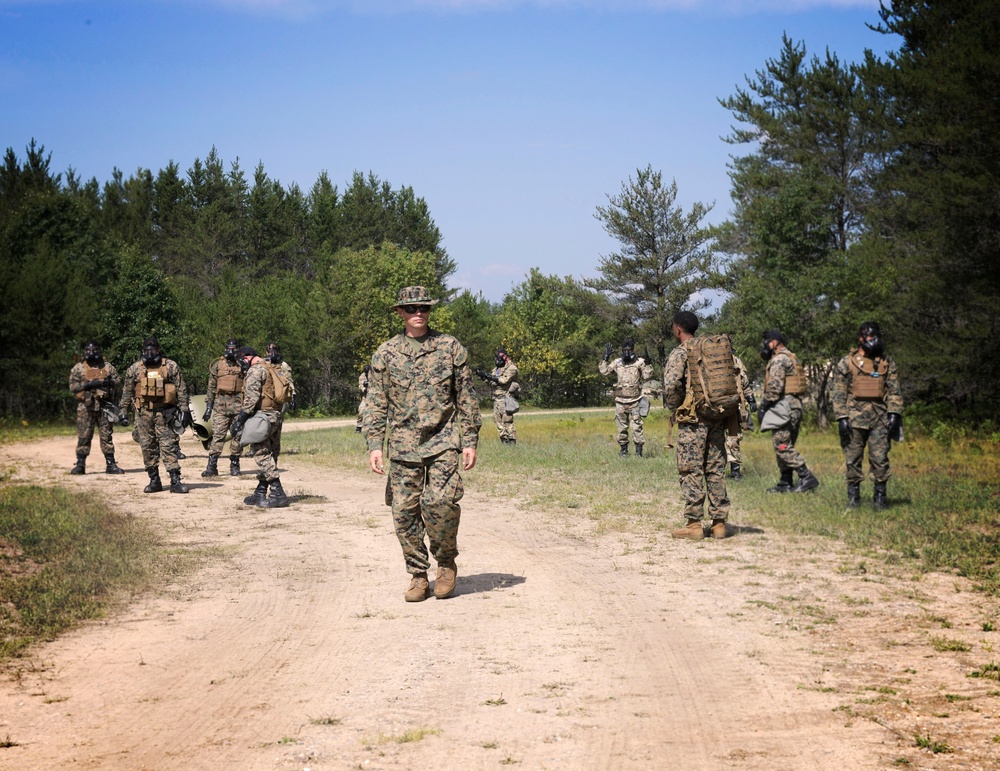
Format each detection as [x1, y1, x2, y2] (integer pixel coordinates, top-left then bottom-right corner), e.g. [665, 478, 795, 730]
[365, 286, 482, 602]
[68, 340, 125, 475]
[264, 341, 295, 464]
[599, 339, 653, 457]
[831, 322, 904, 510]
[201, 338, 246, 478]
[475, 347, 519, 445]
[757, 330, 819, 493]
[725, 351, 757, 481]
[231, 346, 291, 508]
[118, 337, 194, 494]
[356, 364, 371, 433]
[663, 312, 736, 540]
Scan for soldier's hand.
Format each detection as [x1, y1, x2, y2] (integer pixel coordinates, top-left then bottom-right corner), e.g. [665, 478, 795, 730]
[747, 394, 758, 414]
[603, 342, 613, 362]
[203, 402, 213, 421]
[887, 412, 902, 440]
[474, 367, 486, 379]
[118, 413, 130, 428]
[231, 410, 249, 437]
[746, 414, 755, 432]
[838, 417, 852, 448]
[82, 379, 98, 391]
[182, 410, 194, 429]
[757, 399, 773, 426]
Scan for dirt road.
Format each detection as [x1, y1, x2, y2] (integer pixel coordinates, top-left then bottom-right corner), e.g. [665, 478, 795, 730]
[1, 425, 997, 769]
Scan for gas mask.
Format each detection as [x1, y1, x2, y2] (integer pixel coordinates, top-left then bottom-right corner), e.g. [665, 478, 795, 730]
[267, 347, 282, 365]
[494, 352, 506, 368]
[238, 356, 251, 376]
[621, 344, 636, 364]
[224, 340, 240, 364]
[859, 323, 884, 358]
[759, 341, 773, 361]
[84, 345, 102, 365]
[141, 345, 162, 367]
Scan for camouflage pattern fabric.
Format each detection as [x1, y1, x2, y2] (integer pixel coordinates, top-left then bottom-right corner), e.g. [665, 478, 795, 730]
[365, 328, 481, 575]
[763, 347, 807, 472]
[118, 357, 189, 472]
[242, 361, 282, 481]
[600, 356, 652, 445]
[491, 361, 518, 441]
[832, 348, 904, 485]
[364, 330, 481, 462]
[356, 370, 369, 430]
[271, 360, 294, 459]
[69, 360, 121, 460]
[389, 449, 463, 574]
[726, 354, 754, 465]
[206, 357, 244, 458]
[663, 343, 730, 520]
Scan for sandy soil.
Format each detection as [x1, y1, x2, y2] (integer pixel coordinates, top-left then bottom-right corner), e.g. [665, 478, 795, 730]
[0, 421, 998, 770]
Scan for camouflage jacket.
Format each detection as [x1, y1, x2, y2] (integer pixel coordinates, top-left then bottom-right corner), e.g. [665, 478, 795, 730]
[119, 358, 189, 413]
[490, 362, 519, 400]
[241, 362, 280, 415]
[733, 354, 754, 414]
[662, 346, 688, 412]
[206, 357, 244, 409]
[831, 349, 904, 429]
[365, 329, 482, 462]
[273, 360, 296, 397]
[358, 371, 369, 398]
[762, 348, 796, 403]
[599, 357, 653, 401]
[69, 360, 121, 410]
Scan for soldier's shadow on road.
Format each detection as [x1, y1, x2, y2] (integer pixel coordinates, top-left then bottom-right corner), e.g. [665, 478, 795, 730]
[729, 524, 765, 537]
[455, 573, 526, 597]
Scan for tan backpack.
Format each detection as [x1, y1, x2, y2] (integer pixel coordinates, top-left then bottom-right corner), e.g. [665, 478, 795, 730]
[683, 335, 741, 418]
[261, 363, 292, 409]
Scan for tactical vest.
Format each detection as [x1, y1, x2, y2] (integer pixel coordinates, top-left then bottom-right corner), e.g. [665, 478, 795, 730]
[134, 365, 177, 409]
[783, 352, 808, 396]
[683, 336, 740, 417]
[76, 363, 112, 402]
[215, 360, 245, 395]
[613, 361, 644, 399]
[849, 349, 888, 400]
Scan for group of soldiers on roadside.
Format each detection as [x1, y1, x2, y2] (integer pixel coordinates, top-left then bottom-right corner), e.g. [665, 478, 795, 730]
[68, 337, 295, 508]
[600, 313, 903, 539]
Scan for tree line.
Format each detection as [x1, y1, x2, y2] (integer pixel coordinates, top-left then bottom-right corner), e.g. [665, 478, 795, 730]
[2, 0, 996, 422]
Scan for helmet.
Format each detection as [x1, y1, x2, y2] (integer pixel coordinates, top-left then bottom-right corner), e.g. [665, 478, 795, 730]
[141, 337, 162, 367]
[858, 321, 884, 358]
[224, 338, 241, 363]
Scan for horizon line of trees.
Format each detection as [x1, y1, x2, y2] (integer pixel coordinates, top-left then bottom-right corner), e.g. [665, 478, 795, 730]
[2, 1, 996, 423]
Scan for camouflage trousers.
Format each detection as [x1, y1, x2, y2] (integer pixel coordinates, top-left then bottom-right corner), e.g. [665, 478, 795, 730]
[614, 398, 644, 446]
[76, 403, 115, 459]
[675, 419, 730, 521]
[772, 405, 806, 472]
[493, 397, 516, 441]
[356, 397, 368, 430]
[273, 412, 285, 460]
[135, 408, 182, 472]
[844, 422, 892, 485]
[387, 450, 464, 575]
[208, 403, 244, 458]
[248, 411, 281, 482]
[725, 430, 743, 465]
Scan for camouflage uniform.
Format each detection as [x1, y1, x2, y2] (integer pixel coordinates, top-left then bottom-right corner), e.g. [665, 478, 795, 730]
[119, 358, 189, 473]
[205, 356, 245, 459]
[663, 344, 730, 523]
[599, 356, 653, 448]
[356, 369, 369, 431]
[831, 348, 903, 485]
[725, 354, 754, 466]
[762, 347, 808, 473]
[490, 360, 519, 442]
[365, 329, 482, 575]
[241, 362, 283, 483]
[269, 359, 295, 461]
[68, 359, 121, 462]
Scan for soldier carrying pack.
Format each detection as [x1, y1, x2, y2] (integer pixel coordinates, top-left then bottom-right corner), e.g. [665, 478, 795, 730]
[682, 335, 742, 419]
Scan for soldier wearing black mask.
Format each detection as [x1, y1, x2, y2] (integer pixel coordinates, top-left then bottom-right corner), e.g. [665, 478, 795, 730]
[68, 341, 125, 475]
[264, 342, 296, 464]
[202, 338, 246, 477]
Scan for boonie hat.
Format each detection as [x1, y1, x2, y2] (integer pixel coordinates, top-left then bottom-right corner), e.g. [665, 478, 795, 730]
[394, 286, 439, 308]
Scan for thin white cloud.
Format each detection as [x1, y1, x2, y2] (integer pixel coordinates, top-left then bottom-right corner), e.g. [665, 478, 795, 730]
[480, 262, 524, 278]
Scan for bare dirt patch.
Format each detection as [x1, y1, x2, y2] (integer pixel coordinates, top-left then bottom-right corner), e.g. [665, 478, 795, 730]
[0, 424, 997, 769]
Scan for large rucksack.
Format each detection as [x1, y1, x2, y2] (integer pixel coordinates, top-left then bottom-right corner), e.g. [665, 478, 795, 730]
[683, 335, 741, 418]
[262, 362, 292, 408]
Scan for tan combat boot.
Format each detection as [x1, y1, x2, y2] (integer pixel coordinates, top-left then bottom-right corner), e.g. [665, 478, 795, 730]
[404, 573, 430, 602]
[710, 519, 728, 539]
[671, 519, 705, 540]
[434, 562, 458, 599]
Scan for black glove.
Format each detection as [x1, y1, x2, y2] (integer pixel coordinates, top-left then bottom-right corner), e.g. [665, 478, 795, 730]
[289, 396, 296, 410]
[746, 414, 755, 432]
[119, 412, 130, 428]
[757, 399, 773, 426]
[231, 410, 249, 436]
[182, 410, 194, 428]
[474, 367, 487, 379]
[82, 379, 99, 391]
[838, 417, 852, 448]
[603, 343, 613, 362]
[887, 412, 902, 441]
[203, 402, 213, 421]
[747, 394, 757, 414]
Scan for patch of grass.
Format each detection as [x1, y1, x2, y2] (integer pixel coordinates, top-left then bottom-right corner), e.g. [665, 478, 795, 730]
[309, 715, 342, 726]
[481, 741, 498, 749]
[484, 694, 507, 706]
[0, 420, 74, 446]
[930, 635, 972, 652]
[365, 727, 440, 746]
[967, 663, 1000, 681]
[0, 734, 20, 748]
[944, 694, 971, 703]
[914, 734, 953, 754]
[0, 484, 166, 661]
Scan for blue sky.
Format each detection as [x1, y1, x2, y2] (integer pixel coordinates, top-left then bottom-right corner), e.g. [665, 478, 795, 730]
[1, 0, 892, 302]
